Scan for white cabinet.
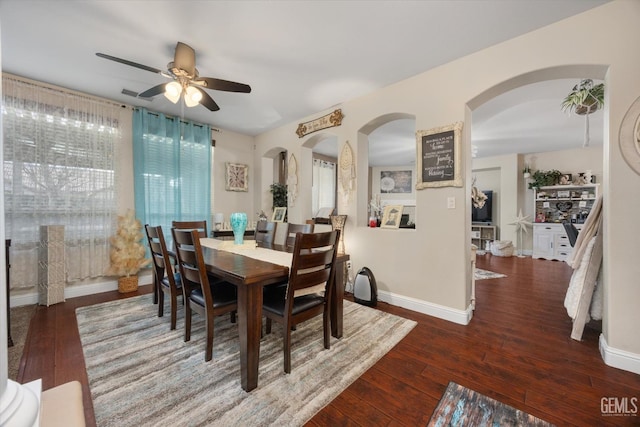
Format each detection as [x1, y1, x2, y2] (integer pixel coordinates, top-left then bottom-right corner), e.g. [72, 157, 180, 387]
[532, 223, 583, 261]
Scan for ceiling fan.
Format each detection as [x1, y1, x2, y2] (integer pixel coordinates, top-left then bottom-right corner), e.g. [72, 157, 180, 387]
[96, 42, 251, 111]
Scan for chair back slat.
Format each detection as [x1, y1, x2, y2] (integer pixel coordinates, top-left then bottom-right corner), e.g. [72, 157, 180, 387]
[285, 223, 314, 248]
[255, 220, 276, 245]
[172, 220, 208, 238]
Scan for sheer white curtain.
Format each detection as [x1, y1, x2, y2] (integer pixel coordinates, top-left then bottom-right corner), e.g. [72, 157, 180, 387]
[3, 74, 123, 289]
[312, 158, 336, 216]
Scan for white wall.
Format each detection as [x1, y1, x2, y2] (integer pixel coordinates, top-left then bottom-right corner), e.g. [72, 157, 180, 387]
[253, 1, 640, 372]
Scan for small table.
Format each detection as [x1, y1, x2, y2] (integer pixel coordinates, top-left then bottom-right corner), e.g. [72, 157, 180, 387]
[200, 240, 349, 391]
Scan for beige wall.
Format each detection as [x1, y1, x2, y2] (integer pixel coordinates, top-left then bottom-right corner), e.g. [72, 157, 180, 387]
[211, 129, 256, 227]
[253, 1, 640, 370]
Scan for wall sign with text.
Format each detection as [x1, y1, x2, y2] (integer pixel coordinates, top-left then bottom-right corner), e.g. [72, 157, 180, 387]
[416, 122, 463, 189]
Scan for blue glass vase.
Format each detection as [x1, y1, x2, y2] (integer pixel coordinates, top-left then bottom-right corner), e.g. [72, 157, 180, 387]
[230, 212, 248, 245]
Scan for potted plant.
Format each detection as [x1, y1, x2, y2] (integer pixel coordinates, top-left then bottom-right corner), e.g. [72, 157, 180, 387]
[527, 169, 562, 190]
[561, 79, 604, 115]
[108, 209, 150, 293]
[269, 182, 288, 221]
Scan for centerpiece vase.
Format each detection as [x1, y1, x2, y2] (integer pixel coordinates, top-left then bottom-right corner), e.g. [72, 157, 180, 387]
[230, 212, 248, 245]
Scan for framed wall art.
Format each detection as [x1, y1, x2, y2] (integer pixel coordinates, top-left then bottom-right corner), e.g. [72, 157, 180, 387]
[225, 163, 248, 192]
[380, 170, 412, 193]
[416, 122, 463, 189]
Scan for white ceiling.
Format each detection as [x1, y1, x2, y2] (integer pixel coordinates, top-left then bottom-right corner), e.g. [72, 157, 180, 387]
[1, 1, 607, 164]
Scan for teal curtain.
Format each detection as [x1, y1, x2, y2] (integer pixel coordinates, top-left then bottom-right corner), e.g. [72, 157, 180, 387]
[133, 108, 211, 241]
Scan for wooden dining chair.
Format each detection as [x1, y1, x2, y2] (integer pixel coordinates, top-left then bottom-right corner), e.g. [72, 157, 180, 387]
[255, 220, 276, 246]
[285, 223, 314, 248]
[145, 225, 183, 330]
[172, 228, 238, 362]
[262, 230, 340, 373]
[172, 220, 208, 238]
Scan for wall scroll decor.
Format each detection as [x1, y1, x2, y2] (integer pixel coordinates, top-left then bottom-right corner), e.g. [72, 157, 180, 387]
[339, 140, 355, 202]
[296, 109, 344, 138]
[287, 153, 298, 206]
[225, 163, 248, 192]
[416, 122, 463, 189]
[619, 95, 640, 176]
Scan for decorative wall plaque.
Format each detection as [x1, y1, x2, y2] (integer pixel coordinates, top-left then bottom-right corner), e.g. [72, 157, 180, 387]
[296, 109, 344, 138]
[416, 122, 463, 189]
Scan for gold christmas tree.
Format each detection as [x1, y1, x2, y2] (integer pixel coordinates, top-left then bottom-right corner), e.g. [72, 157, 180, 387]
[108, 210, 150, 277]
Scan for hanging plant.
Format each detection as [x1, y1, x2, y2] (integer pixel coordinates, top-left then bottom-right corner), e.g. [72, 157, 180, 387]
[561, 79, 604, 116]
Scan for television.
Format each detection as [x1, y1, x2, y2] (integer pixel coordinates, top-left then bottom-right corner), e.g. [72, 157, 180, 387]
[472, 190, 493, 225]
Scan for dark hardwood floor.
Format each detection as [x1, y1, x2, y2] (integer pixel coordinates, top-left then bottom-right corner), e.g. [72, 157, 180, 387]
[18, 255, 640, 426]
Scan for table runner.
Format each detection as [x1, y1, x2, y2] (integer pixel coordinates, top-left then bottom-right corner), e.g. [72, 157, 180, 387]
[200, 238, 293, 267]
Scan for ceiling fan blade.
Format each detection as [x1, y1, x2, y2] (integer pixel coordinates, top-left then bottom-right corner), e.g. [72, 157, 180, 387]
[174, 42, 196, 76]
[194, 87, 220, 111]
[138, 83, 167, 98]
[196, 77, 251, 93]
[95, 53, 163, 74]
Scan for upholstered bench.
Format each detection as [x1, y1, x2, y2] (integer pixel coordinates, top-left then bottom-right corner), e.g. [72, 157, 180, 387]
[41, 381, 85, 427]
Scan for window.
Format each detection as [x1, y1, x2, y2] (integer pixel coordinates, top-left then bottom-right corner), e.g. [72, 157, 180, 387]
[3, 75, 122, 288]
[312, 158, 336, 216]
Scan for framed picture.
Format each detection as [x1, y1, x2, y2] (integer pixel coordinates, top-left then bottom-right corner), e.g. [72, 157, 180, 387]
[416, 122, 463, 189]
[380, 170, 413, 193]
[272, 207, 287, 222]
[225, 163, 248, 192]
[380, 205, 403, 229]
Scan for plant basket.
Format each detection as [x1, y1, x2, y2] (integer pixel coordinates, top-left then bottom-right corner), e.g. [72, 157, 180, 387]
[118, 276, 138, 293]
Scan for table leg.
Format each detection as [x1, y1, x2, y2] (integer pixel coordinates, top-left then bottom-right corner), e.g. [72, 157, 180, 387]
[237, 283, 263, 392]
[330, 261, 345, 339]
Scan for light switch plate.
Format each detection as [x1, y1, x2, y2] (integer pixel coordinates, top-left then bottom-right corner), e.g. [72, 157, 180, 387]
[447, 196, 456, 209]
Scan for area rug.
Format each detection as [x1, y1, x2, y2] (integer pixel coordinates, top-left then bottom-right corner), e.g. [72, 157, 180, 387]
[428, 381, 554, 426]
[475, 268, 507, 280]
[7, 304, 38, 380]
[76, 296, 416, 426]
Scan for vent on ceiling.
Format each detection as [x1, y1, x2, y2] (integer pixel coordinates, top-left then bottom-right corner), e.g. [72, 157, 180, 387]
[121, 88, 152, 101]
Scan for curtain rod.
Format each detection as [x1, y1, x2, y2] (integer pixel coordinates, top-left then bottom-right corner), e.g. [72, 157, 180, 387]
[3, 72, 130, 109]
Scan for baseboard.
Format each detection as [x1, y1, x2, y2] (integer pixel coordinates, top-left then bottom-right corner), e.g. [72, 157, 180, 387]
[599, 334, 640, 375]
[9, 273, 153, 307]
[378, 290, 472, 325]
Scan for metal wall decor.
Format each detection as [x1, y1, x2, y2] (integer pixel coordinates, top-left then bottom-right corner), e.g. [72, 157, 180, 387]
[619, 95, 640, 176]
[225, 163, 249, 192]
[296, 109, 344, 138]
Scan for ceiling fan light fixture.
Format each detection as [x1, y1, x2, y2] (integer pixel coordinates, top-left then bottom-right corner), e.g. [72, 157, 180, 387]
[184, 85, 202, 107]
[164, 81, 182, 104]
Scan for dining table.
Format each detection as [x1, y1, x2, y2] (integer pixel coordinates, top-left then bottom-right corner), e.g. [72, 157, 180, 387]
[199, 238, 349, 392]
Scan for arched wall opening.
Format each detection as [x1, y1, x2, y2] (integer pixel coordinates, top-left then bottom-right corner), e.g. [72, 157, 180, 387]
[260, 146, 288, 218]
[465, 64, 608, 320]
[356, 112, 417, 227]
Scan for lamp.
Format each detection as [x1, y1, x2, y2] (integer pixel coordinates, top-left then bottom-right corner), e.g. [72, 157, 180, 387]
[330, 215, 347, 254]
[164, 81, 182, 104]
[213, 213, 224, 231]
[184, 85, 203, 107]
[163, 81, 203, 108]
